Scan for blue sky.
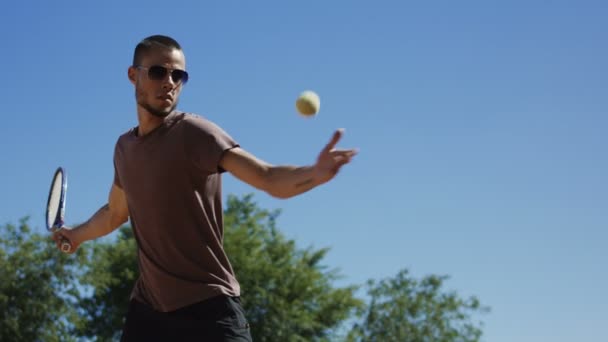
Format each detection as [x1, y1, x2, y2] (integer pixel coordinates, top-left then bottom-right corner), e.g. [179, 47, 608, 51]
[1, 0, 606, 341]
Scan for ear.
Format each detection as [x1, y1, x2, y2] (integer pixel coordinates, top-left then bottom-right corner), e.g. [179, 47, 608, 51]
[128, 66, 137, 85]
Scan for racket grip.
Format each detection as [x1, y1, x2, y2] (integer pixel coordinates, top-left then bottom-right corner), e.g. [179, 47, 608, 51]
[60, 239, 72, 253]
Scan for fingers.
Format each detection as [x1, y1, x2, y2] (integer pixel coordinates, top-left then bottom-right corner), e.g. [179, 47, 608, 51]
[60, 240, 73, 253]
[330, 152, 357, 173]
[336, 153, 355, 166]
[54, 235, 64, 251]
[331, 148, 358, 157]
[324, 128, 344, 153]
[51, 230, 75, 254]
[51, 231, 62, 243]
[318, 128, 358, 178]
[324, 147, 358, 173]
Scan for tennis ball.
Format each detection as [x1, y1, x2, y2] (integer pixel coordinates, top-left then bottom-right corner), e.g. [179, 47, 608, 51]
[296, 91, 320, 117]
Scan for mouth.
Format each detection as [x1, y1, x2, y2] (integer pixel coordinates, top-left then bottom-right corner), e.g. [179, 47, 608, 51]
[157, 94, 174, 105]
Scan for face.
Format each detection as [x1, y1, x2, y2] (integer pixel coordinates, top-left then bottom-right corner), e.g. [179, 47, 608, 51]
[129, 47, 187, 118]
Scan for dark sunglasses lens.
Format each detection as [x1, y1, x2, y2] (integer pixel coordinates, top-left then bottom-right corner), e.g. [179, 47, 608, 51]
[172, 70, 188, 83]
[147, 66, 168, 80]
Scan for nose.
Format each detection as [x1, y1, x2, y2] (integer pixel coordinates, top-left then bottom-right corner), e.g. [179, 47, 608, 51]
[162, 72, 176, 90]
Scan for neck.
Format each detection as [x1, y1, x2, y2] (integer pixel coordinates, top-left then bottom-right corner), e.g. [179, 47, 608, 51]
[136, 107, 165, 136]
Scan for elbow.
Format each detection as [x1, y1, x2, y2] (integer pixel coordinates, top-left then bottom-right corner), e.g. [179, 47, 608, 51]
[108, 214, 129, 233]
[264, 182, 292, 199]
[264, 181, 295, 200]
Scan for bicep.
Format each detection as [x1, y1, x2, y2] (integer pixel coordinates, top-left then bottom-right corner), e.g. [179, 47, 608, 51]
[108, 183, 129, 227]
[220, 147, 271, 191]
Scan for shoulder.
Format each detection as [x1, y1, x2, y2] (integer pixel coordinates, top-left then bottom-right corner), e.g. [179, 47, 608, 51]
[114, 128, 135, 148]
[117, 128, 135, 141]
[113, 129, 136, 163]
[180, 112, 220, 129]
[177, 111, 229, 137]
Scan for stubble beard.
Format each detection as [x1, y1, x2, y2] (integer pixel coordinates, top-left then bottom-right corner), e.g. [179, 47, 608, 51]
[139, 100, 177, 118]
[136, 88, 178, 118]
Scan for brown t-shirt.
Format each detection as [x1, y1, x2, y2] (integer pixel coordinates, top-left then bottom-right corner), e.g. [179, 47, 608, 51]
[113, 111, 240, 312]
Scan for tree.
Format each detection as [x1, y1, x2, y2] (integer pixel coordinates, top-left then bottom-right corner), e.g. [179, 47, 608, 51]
[0, 218, 85, 342]
[75, 194, 362, 341]
[223, 194, 362, 341]
[2, 197, 490, 341]
[346, 269, 489, 342]
[74, 226, 137, 341]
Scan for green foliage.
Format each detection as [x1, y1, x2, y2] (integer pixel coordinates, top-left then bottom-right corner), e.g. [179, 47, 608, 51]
[74, 227, 137, 341]
[223, 194, 363, 341]
[75, 194, 362, 341]
[0, 218, 85, 342]
[1, 195, 489, 342]
[346, 269, 489, 342]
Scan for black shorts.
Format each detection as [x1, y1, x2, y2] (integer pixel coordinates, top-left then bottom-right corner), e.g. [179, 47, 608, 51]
[120, 295, 252, 342]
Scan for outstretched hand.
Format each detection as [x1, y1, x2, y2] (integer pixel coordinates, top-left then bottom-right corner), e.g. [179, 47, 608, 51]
[313, 129, 358, 185]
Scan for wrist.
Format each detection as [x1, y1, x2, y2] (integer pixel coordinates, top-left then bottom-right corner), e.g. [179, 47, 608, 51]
[70, 224, 88, 245]
[311, 163, 330, 186]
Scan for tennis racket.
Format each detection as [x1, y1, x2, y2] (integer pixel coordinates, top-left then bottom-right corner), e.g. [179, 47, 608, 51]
[46, 167, 72, 253]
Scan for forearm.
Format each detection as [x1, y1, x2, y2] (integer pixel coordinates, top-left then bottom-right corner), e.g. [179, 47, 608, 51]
[265, 165, 321, 198]
[72, 204, 124, 243]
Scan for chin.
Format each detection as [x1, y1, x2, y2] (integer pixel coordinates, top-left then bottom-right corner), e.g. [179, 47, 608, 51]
[141, 102, 177, 118]
[150, 108, 173, 118]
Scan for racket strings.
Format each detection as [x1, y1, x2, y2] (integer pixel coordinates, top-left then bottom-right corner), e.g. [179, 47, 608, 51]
[47, 175, 63, 228]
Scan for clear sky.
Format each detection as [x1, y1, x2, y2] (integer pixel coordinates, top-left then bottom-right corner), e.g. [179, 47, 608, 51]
[1, 1, 606, 341]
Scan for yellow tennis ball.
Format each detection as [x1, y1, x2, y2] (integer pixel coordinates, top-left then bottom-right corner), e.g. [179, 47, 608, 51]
[296, 91, 320, 117]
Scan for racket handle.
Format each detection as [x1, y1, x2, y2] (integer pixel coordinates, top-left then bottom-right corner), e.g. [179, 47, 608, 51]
[60, 239, 72, 253]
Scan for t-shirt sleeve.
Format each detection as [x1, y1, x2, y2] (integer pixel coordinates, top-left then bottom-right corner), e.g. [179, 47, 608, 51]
[184, 115, 239, 174]
[113, 160, 122, 188]
[113, 140, 123, 189]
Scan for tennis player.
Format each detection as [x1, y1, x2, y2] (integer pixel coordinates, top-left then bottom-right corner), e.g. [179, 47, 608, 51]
[52, 35, 357, 341]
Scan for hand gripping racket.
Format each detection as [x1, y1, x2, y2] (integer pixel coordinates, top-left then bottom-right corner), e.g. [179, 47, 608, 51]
[46, 167, 72, 253]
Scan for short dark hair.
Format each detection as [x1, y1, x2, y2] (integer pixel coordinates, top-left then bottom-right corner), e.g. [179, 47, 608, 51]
[132, 35, 182, 66]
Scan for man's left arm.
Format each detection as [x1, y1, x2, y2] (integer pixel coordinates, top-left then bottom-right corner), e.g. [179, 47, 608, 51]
[219, 129, 357, 199]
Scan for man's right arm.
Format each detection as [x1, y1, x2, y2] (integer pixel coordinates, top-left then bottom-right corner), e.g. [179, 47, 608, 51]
[54, 183, 129, 252]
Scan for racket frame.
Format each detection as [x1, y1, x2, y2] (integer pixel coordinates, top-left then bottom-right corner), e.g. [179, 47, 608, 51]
[46, 167, 71, 253]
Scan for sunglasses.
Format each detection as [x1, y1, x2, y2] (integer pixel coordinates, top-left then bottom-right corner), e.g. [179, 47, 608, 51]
[136, 65, 189, 84]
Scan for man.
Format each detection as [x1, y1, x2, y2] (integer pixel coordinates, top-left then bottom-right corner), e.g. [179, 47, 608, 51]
[53, 35, 357, 341]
